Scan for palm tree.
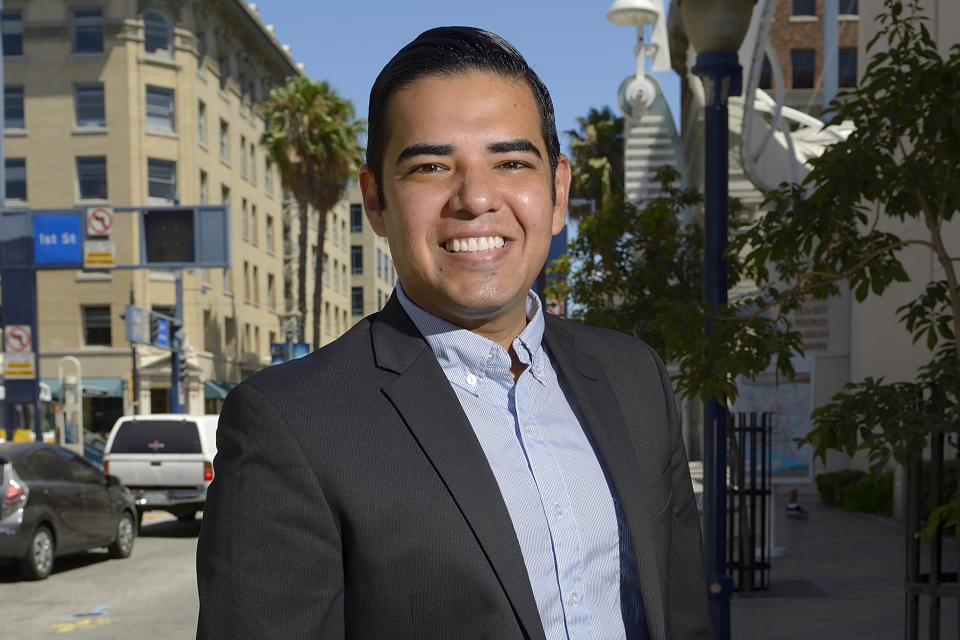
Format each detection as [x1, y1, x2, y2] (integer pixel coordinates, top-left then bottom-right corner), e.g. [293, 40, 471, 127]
[565, 106, 625, 218]
[261, 76, 365, 349]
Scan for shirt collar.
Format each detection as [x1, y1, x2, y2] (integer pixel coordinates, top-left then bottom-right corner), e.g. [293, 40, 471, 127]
[395, 283, 548, 391]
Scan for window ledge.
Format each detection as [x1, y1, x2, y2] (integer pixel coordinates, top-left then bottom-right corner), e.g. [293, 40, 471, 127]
[69, 51, 106, 62]
[3, 54, 26, 63]
[72, 126, 109, 135]
[198, 141, 208, 152]
[220, 158, 231, 168]
[75, 270, 112, 282]
[218, 89, 230, 104]
[146, 129, 179, 139]
[838, 14, 859, 21]
[75, 199, 111, 207]
[4, 199, 28, 208]
[138, 52, 181, 70]
[196, 70, 208, 84]
[4, 128, 27, 137]
[789, 15, 817, 23]
[223, 291, 233, 298]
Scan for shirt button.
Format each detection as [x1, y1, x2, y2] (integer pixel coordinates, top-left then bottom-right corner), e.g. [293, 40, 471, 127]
[568, 591, 580, 606]
[554, 503, 563, 516]
[534, 365, 544, 375]
[465, 373, 478, 386]
[523, 423, 533, 435]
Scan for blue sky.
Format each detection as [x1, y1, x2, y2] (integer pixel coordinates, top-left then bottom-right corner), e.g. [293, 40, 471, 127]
[253, 1, 680, 156]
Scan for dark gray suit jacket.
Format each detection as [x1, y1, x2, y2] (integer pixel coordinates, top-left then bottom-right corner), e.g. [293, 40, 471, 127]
[196, 295, 711, 639]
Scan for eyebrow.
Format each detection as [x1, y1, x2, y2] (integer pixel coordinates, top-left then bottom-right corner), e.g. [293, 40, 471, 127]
[395, 138, 542, 164]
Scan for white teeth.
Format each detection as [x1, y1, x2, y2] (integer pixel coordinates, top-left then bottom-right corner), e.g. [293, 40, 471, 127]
[444, 236, 505, 253]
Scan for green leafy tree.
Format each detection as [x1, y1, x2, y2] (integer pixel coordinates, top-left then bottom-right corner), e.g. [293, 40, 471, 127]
[554, 0, 960, 520]
[565, 106, 625, 218]
[261, 76, 365, 349]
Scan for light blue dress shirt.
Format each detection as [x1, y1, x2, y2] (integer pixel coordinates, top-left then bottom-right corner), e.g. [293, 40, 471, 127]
[397, 284, 627, 640]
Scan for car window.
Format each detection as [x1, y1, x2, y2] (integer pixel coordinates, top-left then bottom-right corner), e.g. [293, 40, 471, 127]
[21, 448, 72, 482]
[109, 420, 203, 454]
[58, 449, 105, 485]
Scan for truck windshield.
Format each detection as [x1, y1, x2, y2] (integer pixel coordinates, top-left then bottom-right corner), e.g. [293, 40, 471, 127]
[110, 420, 202, 454]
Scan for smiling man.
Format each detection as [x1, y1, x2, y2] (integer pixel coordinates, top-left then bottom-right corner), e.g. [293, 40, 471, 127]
[197, 27, 711, 640]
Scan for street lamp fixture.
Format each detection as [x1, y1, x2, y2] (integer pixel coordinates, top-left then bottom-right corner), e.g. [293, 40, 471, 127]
[606, 0, 669, 112]
[678, 1, 755, 639]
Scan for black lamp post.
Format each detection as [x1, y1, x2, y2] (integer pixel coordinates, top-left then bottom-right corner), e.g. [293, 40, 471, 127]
[678, 1, 755, 638]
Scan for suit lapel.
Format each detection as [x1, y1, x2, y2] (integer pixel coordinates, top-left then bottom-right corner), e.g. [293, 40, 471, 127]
[543, 318, 668, 638]
[372, 297, 547, 640]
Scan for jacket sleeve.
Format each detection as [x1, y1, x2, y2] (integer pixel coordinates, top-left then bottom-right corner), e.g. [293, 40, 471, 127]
[651, 347, 714, 639]
[196, 382, 344, 639]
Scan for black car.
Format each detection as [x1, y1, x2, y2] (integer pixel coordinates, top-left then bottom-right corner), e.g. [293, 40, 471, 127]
[0, 442, 137, 580]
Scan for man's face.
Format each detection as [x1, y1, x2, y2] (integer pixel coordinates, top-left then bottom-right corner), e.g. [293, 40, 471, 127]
[360, 70, 570, 338]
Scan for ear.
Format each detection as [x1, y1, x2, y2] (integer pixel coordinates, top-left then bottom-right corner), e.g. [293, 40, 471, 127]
[359, 164, 387, 237]
[551, 154, 571, 235]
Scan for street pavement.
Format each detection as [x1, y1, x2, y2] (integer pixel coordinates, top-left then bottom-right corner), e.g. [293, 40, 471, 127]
[0, 511, 200, 639]
[730, 491, 958, 639]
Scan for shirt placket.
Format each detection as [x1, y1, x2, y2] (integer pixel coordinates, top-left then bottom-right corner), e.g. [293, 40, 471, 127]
[514, 366, 593, 640]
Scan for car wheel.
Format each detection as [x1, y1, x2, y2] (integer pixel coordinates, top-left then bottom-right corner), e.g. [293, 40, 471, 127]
[19, 526, 55, 580]
[176, 510, 197, 522]
[108, 511, 136, 559]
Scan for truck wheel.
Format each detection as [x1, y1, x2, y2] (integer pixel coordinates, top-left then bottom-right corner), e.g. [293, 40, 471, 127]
[108, 511, 136, 558]
[19, 526, 55, 580]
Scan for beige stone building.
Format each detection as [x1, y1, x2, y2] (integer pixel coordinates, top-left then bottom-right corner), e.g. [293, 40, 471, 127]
[1, 0, 375, 431]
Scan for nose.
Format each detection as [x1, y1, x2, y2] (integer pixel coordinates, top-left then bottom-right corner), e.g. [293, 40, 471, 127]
[448, 166, 503, 218]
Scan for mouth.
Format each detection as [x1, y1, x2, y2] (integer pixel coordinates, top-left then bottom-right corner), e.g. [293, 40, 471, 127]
[443, 236, 506, 253]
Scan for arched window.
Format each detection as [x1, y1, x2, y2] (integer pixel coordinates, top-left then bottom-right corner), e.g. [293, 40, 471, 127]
[143, 10, 172, 54]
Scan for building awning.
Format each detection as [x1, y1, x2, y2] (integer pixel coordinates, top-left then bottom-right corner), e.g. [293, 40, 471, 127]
[204, 380, 236, 400]
[41, 377, 124, 399]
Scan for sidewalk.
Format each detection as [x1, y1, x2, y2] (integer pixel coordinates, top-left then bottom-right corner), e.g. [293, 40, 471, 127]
[728, 491, 958, 639]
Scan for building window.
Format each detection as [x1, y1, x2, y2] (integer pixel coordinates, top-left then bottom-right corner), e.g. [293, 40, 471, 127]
[333, 259, 340, 292]
[266, 215, 275, 253]
[253, 265, 260, 304]
[221, 184, 230, 205]
[218, 56, 229, 92]
[248, 143, 256, 184]
[219, 119, 229, 163]
[839, 0, 858, 15]
[265, 159, 273, 196]
[267, 273, 276, 309]
[82, 305, 112, 346]
[2, 12, 23, 56]
[143, 10, 172, 55]
[239, 135, 247, 177]
[197, 100, 206, 145]
[838, 48, 857, 87]
[351, 245, 363, 274]
[146, 86, 175, 132]
[350, 203, 364, 232]
[5, 85, 24, 128]
[791, 0, 815, 16]
[223, 267, 232, 294]
[75, 84, 106, 127]
[791, 49, 815, 89]
[243, 261, 250, 301]
[77, 156, 107, 200]
[251, 205, 258, 246]
[72, 9, 103, 53]
[341, 219, 346, 247]
[352, 287, 364, 316]
[241, 198, 249, 241]
[5, 158, 26, 200]
[199, 170, 208, 204]
[147, 158, 176, 202]
[376, 248, 383, 280]
[196, 30, 206, 64]
[758, 56, 773, 90]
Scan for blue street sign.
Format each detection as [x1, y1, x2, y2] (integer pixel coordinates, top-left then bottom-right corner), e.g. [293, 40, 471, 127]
[154, 317, 169, 348]
[33, 214, 82, 265]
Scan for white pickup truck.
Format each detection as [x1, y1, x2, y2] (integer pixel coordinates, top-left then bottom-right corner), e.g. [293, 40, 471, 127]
[102, 414, 218, 522]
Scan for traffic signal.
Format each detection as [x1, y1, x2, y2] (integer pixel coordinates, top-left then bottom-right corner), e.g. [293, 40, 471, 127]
[170, 321, 184, 351]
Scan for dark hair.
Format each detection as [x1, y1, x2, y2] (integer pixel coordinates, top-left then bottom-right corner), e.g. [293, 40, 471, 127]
[366, 26, 561, 206]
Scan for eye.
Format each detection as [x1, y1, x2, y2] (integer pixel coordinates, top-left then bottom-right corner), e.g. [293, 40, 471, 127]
[497, 160, 532, 170]
[410, 162, 446, 174]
